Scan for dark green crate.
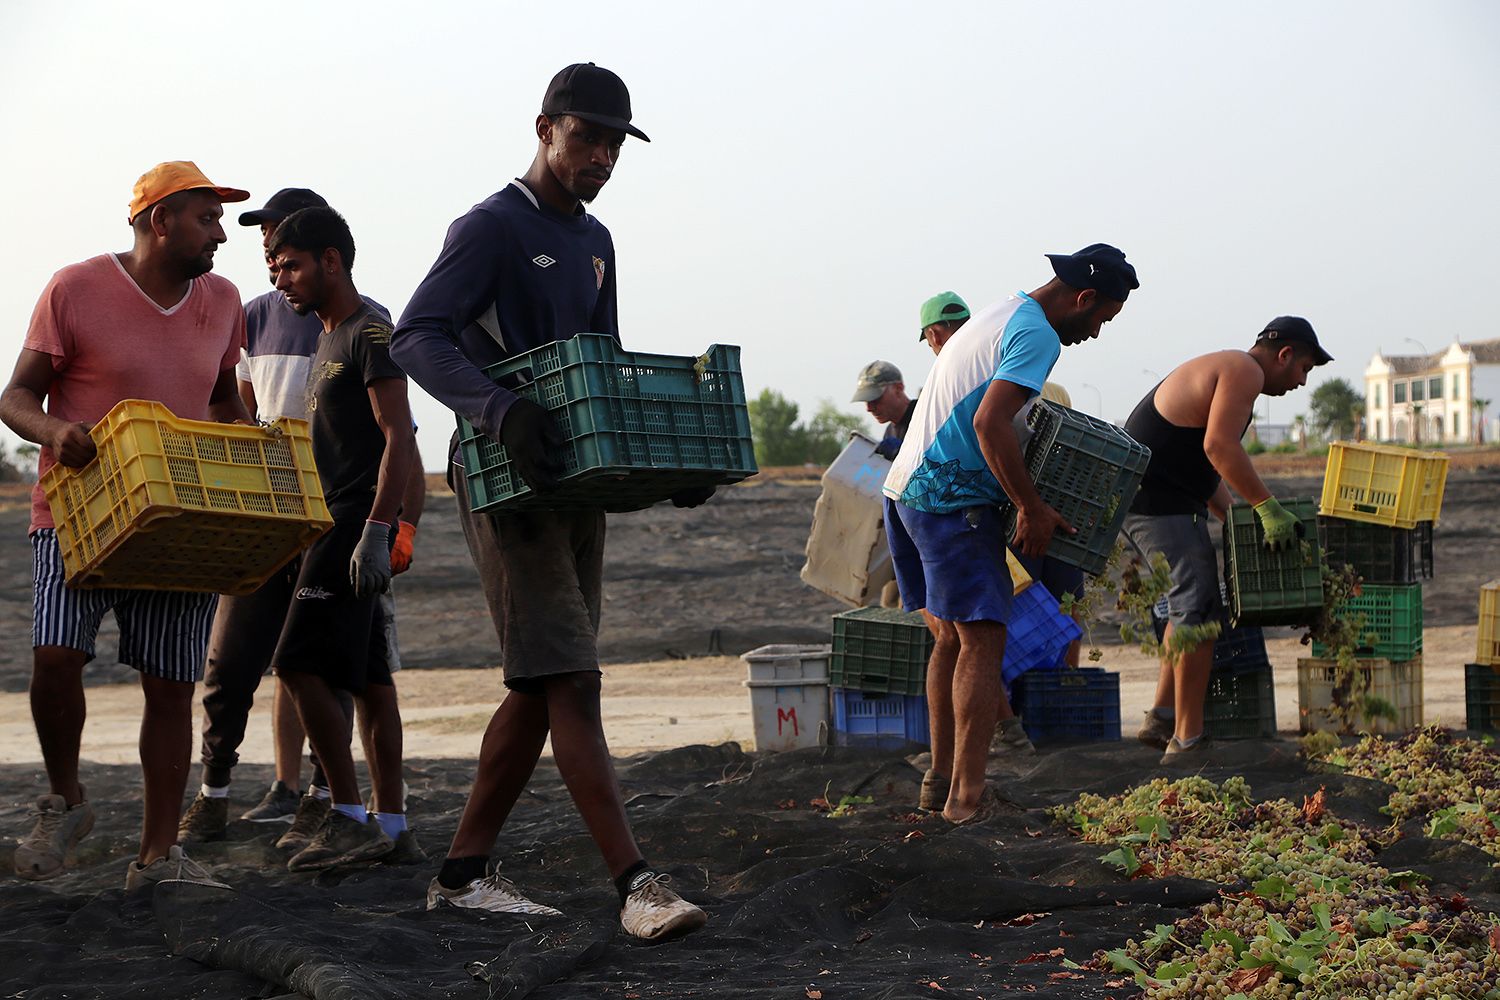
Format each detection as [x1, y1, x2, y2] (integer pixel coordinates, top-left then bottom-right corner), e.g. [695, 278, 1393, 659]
[1317, 516, 1422, 585]
[1464, 663, 1500, 733]
[830, 607, 933, 696]
[1000, 401, 1151, 576]
[458, 334, 757, 514]
[1312, 582, 1423, 661]
[1224, 498, 1324, 627]
[1205, 659, 1277, 739]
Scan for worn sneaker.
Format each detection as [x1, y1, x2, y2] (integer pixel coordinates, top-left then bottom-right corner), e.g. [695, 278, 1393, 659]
[620, 873, 708, 941]
[287, 811, 393, 872]
[177, 792, 229, 843]
[426, 868, 563, 915]
[384, 829, 428, 865]
[917, 769, 949, 812]
[364, 779, 410, 814]
[14, 791, 95, 881]
[1160, 735, 1212, 766]
[988, 718, 1036, 756]
[276, 794, 330, 853]
[241, 781, 301, 823]
[125, 845, 230, 894]
[1137, 710, 1174, 750]
[945, 784, 1020, 827]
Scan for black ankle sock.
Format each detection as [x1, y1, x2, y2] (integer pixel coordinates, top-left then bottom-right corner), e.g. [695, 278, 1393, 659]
[614, 860, 653, 905]
[438, 855, 490, 891]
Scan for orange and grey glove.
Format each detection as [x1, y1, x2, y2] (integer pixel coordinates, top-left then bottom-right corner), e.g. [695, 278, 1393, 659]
[1253, 497, 1301, 553]
[391, 520, 417, 575]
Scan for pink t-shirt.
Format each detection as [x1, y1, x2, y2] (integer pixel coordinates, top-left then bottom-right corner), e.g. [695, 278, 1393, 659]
[23, 254, 246, 531]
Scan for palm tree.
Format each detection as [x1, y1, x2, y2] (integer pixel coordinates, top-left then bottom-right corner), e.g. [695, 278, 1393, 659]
[1476, 398, 1493, 445]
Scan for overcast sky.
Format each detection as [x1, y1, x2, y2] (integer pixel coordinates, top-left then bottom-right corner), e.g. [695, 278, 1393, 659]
[2, 0, 1496, 467]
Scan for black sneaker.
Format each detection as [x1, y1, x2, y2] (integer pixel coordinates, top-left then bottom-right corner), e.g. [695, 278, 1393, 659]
[241, 781, 301, 823]
[276, 794, 330, 853]
[177, 793, 229, 844]
[287, 811, 393, 872]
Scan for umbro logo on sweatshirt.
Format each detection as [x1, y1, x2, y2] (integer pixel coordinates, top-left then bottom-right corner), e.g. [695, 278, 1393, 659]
[532, 254, 556, 268]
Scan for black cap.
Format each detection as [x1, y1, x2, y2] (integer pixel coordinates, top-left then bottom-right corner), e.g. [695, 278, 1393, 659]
[1045, 243, 1140, 302]
[238, 188, 328, 227]
[541, 63, 650, 142]
[1258, 316, 1333, 365]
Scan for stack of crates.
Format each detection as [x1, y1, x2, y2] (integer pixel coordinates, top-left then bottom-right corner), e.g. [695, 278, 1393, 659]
[1149, 598, 1277, 740]
[1465, 581, 1500, 732]
[828, 573, 1083, 747]
[1300, 442, 1448, 734]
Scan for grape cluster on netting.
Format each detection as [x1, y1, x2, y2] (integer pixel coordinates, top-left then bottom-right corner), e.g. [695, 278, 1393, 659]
[1051, 771, 1500, 999]
[1305, 726, 1500, 861]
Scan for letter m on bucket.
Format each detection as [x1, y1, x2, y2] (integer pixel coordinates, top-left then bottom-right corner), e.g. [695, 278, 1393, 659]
[776, 706, 800, 736]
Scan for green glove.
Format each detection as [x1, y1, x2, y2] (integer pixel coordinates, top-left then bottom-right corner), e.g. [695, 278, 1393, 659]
[1253, 497, 1301, 553]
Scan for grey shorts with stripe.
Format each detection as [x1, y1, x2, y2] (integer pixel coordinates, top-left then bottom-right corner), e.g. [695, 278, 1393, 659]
[1121, 512, 1225, 629]
[31, 529, 218, 682]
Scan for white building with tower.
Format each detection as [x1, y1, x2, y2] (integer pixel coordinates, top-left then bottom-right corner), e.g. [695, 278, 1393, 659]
[1364, 339, 1500, 445]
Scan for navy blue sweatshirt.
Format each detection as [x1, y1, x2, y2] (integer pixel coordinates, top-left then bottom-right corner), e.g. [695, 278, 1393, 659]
[391, 180, 618, 447]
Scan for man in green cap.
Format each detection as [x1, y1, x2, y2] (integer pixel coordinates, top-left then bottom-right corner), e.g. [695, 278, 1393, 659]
[919, 291, 971, 354]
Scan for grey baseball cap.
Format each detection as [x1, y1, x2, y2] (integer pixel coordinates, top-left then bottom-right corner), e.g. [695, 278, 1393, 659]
[851, 360, 903, 402]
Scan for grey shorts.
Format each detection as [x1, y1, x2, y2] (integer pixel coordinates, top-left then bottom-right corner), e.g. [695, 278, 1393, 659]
[454, 463, 604, 693]
[1121, 512, 1224, 628]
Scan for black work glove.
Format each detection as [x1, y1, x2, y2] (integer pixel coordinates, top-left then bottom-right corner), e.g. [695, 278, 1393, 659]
[499, 398, 566, 494]
[671, 486, 716, 509]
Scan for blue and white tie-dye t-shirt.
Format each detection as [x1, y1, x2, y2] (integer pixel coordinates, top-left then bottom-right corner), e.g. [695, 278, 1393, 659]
[882, 292, 1060, 513]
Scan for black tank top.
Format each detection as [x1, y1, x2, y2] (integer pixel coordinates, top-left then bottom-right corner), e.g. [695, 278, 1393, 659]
[1124, 384, 1221, 515]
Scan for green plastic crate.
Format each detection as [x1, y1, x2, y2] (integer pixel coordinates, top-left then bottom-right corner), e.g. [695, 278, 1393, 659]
[1464, 663, 1500, 733]
[830, 607, 933, 696]
[1205, 659, 1276, 739]
[458, 334, 757, 514]
[1311, 582, 1423, 661]
[1224, 498, 1324, 627]
[1000, 401, 1151, 576]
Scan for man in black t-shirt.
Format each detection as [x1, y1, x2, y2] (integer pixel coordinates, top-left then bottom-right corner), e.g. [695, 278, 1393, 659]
[265, 207, 419, 872]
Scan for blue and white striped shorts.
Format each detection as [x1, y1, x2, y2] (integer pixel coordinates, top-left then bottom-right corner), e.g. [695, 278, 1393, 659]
[31, 529, 219, 683]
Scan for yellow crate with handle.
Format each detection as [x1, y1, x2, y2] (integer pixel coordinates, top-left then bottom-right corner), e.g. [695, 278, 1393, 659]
[1005, 548, 1033, 595]
[40, 400, 333, 595]
[1479, 580, 1500, 667]
[1318, 441, 1448, 528]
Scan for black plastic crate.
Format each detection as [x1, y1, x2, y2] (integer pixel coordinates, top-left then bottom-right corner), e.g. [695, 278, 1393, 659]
[1317, 516, 1424, 584]
[1205, 659, 1277, 739]
[1465, 663, 1500, 733]
[1011, 668, 1121, 744]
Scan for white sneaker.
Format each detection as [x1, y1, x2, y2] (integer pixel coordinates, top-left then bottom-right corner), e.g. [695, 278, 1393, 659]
[425, 869, 562, 916]
[620, 872, 708, 941]
[125, 845, 230, 894]
[14, 791, 95, 881]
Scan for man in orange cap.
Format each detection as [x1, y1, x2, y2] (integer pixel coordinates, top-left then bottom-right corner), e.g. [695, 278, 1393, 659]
[0, 161, 252, 892]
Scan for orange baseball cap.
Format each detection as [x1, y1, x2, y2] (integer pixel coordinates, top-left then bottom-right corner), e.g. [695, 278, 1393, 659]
[128, 161, 250, 222]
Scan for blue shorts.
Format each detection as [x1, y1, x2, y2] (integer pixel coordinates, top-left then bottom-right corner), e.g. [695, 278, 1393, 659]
[884, 497, 1013, 624]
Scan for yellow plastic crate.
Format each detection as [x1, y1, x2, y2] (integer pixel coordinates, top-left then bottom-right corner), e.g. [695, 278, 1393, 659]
[1319, 442, 1448, 528]
[1005, 548, 1033, 595]
[1479, 581, 1500, 667]
[41, 400, 332, 595]
[1297, 655, 1423, 735]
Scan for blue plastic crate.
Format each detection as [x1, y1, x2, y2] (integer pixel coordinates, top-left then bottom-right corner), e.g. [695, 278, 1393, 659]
[1011, 668, 1121, 744]
[1003, 582, 1083, 684]
[831, 688, 929, 749]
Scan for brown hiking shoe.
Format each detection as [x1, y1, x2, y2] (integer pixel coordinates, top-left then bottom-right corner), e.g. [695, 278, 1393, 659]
[383, 828, 428, 865]
[287, 811, 392, 872]
[177, 792, 229, 843]
[1137, 710, 1174, 750]
[14, 791, 95, 881]
[918, 769, 950, 812]
[276, 794, 330, 853]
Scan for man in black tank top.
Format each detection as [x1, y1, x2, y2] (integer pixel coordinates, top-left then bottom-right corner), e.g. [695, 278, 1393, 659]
[1121, 317, 1331, 764]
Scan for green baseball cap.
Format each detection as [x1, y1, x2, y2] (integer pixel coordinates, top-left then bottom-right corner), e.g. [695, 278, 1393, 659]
[918, 291, 971, 341]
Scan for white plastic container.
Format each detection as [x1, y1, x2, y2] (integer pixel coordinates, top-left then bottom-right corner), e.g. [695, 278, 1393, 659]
[742, 644, 832, 752]
[800, 433, 895, 608]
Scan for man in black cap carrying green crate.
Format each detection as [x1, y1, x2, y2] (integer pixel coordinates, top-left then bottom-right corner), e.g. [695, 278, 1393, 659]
[391, 62, 708, 941]
[1122, 317, 1331, 763]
